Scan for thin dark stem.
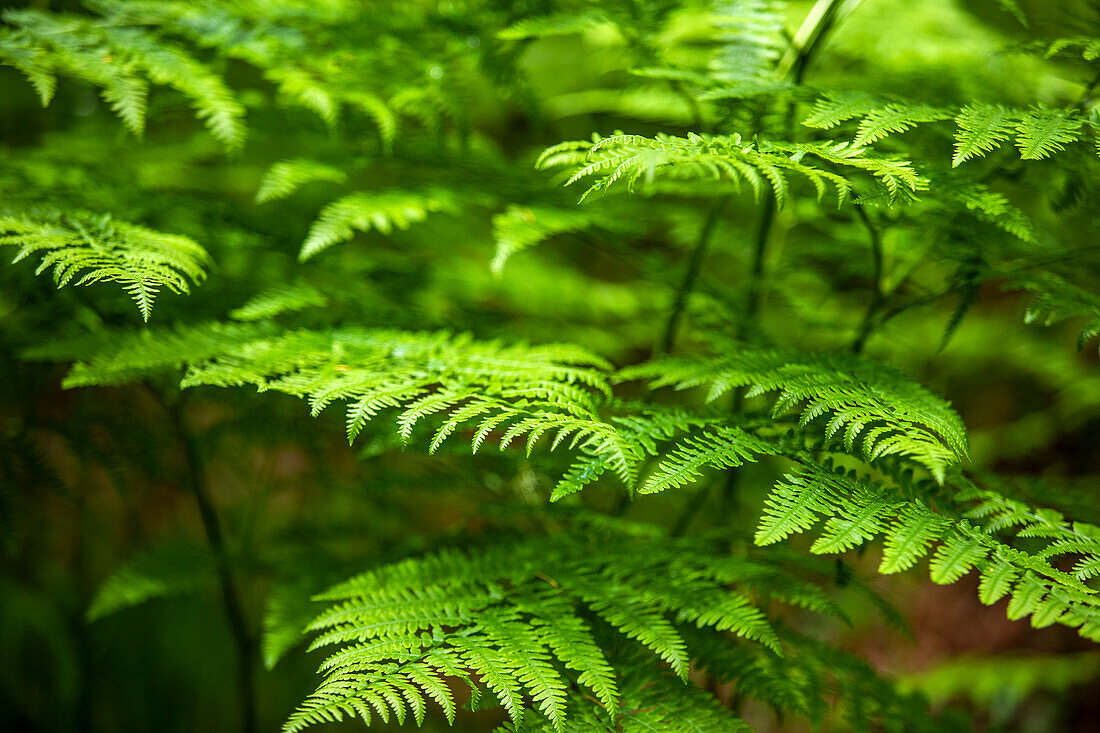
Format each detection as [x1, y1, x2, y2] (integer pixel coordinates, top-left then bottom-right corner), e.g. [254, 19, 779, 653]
[658, 197, 730, 356]
[161, 394, 257, 733]
[850, 204, 886, 354]
[671, 485, 711, 537]
[1074, 67, 1100, 110]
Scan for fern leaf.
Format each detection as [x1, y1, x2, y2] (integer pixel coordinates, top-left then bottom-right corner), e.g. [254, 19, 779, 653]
[0, 210, 210, 320]
[952, 103, 1017, 166]
[300, 190, 458, 261]
[255, 160, 348, 204]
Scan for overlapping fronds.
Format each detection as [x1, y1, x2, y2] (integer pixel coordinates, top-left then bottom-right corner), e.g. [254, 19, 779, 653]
[286, 532, 815, 732]
[300, 190, 459, 261]
[624, 350, 969, 481]
[0, 8, 245, 147]
[801, 93, 1094, 167]
[803, 92, 950, 145]
[0, 210, 210, 320]
[538, 133, 927, 206]
[754, 461, 1100, 640]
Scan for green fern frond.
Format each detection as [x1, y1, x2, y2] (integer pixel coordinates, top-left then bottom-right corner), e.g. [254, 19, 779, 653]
[229, 282, 328, 321]
[952, 103, 1018, 166]
[539, 132, 926, 206]
[1013, 107, 1083, 160]
[300, 190, 459, 261]
[490, 205, 605, 275]
[803, 93, 949, 145]
[255, 159, 348, 204]
[752, 462, 1100, 640]
[625, 350, 968, 481]
[639, 425, 773, 494]
[1008, 273, 1100, 354]
[1, 9, 246, 147]
[290, 532, 797, 731]
[0, 209, 210, 320]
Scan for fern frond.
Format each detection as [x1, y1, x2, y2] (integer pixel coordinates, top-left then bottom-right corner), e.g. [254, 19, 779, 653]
[300, 190, 459, 261]
[0, 210, 210, 320]
[1008, 273, 1100, 354]
[290, 531, 800, 731]
[539, 132, 926, 206]
[2, 9, 246, 147]
[639, 425, 773, 494]
[1013, 107, 1083, 160]
[752, 462, 1100, 640]
[952, 103, 1018, 166]
[255, 159, 348, 204]
[625, 350, 968, 481]
[491, 205, 605, 275]
[230, 282, 328, 321]
[87, 542, 214, 622]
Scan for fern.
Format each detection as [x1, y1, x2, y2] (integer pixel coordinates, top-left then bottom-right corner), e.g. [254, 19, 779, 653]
[300, 190, 459, 261]
[255, 160, 348, 204]
[624, 350, 968, 481]
[540, 132, 926, 206]
[286, 530, 836, 731]
[0, 209, 210, 320]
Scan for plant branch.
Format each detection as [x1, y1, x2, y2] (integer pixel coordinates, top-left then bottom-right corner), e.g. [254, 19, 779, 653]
[657, 197, 730, 356]
[851, 204, 886, 354]
[159, 392, 257, 733]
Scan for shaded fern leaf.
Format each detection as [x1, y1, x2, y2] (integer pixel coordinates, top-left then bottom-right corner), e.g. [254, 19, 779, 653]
[1, 9, 245, 147]
[87, 542, 214, 622]
[1008, 273, 1100, 354]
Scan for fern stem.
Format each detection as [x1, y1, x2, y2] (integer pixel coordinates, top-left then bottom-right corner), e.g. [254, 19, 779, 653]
[851, 204, 885, 354]
[162, 395, 257, 733]
[658, 197, 730, 356]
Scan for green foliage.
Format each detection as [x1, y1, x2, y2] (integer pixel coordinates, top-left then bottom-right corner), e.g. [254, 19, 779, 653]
[2, 1, 1099, 732]
[0, 209, 209, 320]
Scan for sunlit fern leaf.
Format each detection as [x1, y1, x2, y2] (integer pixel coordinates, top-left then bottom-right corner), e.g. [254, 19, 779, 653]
[952, 103, 1018, 166]
[255, 159, 348, 204]
[753, 462, 1100, 640]
[37, 325, 641, 485]
[300, 190, 459, 261]
[87, 541, 214, 622]
[803, 93, 949, 145]
[0, 210, 210, 320]
[623, 350, 968, 482]
[1014, 107, 1082, 160]
[497, 12, 612, 41]
[539, 132, 926, 207]
[289, 532, 790, 731]
[639, 425, 773, 494]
